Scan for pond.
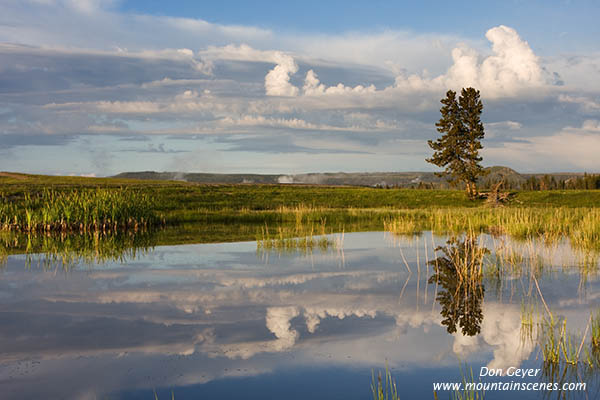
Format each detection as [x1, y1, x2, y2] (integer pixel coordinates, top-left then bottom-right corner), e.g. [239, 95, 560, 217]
[1, 231, 599, 399]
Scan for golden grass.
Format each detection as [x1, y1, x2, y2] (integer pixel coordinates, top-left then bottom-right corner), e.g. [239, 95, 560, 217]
[384, 207, 600, 251]
[256, 219, 340, 253]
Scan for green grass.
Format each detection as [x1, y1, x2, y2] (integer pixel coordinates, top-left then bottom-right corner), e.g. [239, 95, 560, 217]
[256, 220, 339, 253]
[520, 301, 537, 345]
[372, 363, 484, 400]
[3, 173, 600, 217]
[538, 311, 600, 371]
[592, 311, 600, 350]
[0, 188, 161, 233]
[2, 172, 600, 256]
[372, 367, 400, 400]
[512, 190, 600, 208]
[3, 174, 600, 230]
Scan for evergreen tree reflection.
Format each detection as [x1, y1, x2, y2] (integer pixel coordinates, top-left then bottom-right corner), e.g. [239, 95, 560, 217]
[428, 236, 488, 336]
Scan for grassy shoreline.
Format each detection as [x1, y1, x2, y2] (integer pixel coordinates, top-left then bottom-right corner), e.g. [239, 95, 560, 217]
[1, 173, 599, 255]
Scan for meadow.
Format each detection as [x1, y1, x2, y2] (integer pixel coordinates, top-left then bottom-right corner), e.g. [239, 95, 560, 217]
[1, 171, 599, 253]
[2, 172, 599, 211]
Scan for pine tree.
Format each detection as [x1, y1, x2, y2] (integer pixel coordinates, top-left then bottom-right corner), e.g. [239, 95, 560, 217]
[427, 88, 486, 199]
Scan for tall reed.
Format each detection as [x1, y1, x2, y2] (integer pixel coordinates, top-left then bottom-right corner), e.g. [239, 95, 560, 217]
[371, 366, 400, 400]
[256, 219, 338, 253]
[385, 207, 600, 251]
[0, 189, 162, 233]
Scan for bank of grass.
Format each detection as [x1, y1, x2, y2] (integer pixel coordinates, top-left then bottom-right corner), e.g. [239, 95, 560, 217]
[2, 173, 600, 244]
[0, 188, 161, 233]
[3, 172, 600, 213]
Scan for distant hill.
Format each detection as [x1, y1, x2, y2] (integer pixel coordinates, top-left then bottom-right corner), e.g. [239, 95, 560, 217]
[112, 170, 447, 187]
[113, 171, 282, 184]
[113, 168, 589, 189]
[478, 166, 526, 188]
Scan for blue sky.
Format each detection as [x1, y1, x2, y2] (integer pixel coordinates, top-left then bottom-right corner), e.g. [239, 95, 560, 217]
[1, 0, 599, 176]
[117, 1, 593, 39]
[117, 0, 600, 53]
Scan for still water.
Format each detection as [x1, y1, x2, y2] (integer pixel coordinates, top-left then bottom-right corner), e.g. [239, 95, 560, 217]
[1, 232, 599, 399]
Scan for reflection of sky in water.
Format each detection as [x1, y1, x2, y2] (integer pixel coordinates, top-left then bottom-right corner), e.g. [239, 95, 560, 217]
[0, 232, 599, 399]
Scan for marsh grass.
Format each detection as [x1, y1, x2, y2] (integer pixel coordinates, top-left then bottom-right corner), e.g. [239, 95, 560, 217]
[385, 207, 600, 252]
[536, 314, 591, 394]
[492, 238, 525, 274]
[431, 235, 488, 292]
[3, 173, 600, 247]
[520, 301, 537, 345]
[256, 219, 340, 253]
[451, 363, 485, 400]
[576, 251, 600, 284]
[538, 313, 600, 372]
[559, 320, 580, 366]
[0, 242, 6, 266]
[370, 363, 484, 400]
[541, 316, 562, 365]
[371, 366, 400, 400]
[592, 312, 600, 350]
[0, 189, 161, 233]
[450, 237, 487, 285]
[383, 216, 421, 236]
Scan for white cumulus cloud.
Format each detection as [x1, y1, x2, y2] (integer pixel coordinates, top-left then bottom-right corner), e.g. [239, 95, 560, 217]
[265, 52, 299, 97]
[303, 69, 376, 96]
[394, 25, 545, 98]
[268, 25, 547, 101]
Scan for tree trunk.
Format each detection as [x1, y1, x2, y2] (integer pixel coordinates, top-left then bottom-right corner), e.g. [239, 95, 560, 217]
[465, 182, 478, 200]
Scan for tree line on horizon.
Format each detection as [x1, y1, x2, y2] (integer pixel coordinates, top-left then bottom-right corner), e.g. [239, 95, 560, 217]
[521, 173, 600, 191]
[375, 173, 600, 191]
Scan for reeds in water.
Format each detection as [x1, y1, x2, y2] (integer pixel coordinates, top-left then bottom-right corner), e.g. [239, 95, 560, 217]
[256, 219, 340, 253]
[591, 311, 600, 352]
[371, 367, 400, 400]
[520, 301, 537, 345]
[0, 242, 6, 266]
[450, 363, 485, 400]
[384, 207, 600, 252]
[539, 313, 600, 370]
[383, 216, 420, 236]
[0, 189, 162, 233]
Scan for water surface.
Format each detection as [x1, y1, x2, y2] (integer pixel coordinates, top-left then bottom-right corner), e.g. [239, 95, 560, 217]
[1, 231, 598, 399]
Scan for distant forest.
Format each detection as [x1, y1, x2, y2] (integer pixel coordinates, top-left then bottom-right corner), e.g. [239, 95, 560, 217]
[519, 173, 600, 191]
[414, 172, 600, 191]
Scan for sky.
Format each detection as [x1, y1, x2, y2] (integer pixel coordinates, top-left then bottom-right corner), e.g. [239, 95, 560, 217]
[1, 0, 599, 176]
